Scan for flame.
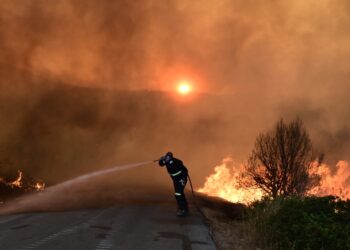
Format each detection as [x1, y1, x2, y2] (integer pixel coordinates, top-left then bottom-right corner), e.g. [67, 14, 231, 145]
[33, 181, 45, 191]
[198, 158, 264, 204]
[0, 170, 45, 192]
[309, 161, 350, 200]
[10, 170, 23, 188]
[199, 158, 350, 204]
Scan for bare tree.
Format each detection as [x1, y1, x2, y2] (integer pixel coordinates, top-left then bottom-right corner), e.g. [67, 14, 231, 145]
[245, 118, 322, 198]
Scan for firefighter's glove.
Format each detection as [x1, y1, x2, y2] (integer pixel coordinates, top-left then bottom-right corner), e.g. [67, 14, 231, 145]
[158, 156, 165, 166]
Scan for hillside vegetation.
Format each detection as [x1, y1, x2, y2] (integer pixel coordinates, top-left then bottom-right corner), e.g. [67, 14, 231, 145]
[199, 194, 350, 250]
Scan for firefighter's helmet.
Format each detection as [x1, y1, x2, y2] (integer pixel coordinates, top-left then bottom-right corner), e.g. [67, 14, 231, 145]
[164, 152, 173, 163]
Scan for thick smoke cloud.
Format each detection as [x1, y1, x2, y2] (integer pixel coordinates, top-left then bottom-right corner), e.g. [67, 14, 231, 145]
[0, 0, 349, 187]
[2, 1, 349, 92]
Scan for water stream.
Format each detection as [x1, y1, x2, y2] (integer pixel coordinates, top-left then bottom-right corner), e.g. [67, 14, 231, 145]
[0, 161, 154, 215]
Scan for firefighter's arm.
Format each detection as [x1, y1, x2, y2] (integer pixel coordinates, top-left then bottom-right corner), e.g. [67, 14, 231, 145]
[158, 156, 166, 167]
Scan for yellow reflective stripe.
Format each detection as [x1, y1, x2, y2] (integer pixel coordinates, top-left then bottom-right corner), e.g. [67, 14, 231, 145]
[175, 193, 182, 196]
[170, 170, 182, 176]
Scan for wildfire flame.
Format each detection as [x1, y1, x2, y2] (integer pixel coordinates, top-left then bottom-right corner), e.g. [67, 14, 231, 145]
[198, 158, 263, 204]
[0, 170, 45, 191]
[309, 161, 350, 200]
[199, 158, 350, 204]
[10, 170, 23, 188]
[33, 181, 45, 191]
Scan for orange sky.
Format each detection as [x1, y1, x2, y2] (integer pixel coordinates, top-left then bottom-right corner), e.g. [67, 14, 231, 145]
[0, 0, 349, 96]
[0, 0, 349, 182]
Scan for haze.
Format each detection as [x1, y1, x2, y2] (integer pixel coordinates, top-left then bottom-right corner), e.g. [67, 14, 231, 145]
[0, 0, 349, 187]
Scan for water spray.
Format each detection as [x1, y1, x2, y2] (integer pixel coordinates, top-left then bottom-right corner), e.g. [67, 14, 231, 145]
[0, 159, 199, 215]
[0, 161, 154, 215]
[55, 160, 153, 189]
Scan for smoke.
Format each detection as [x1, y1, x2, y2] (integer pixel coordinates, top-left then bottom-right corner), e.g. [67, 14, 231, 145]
[0, 0, 349, 189]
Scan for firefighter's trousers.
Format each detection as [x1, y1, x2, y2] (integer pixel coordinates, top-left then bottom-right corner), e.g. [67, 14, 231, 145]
[173, 174, 188, 211]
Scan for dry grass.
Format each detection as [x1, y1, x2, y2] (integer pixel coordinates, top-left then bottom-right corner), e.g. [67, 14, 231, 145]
[195, 193, 260, 250]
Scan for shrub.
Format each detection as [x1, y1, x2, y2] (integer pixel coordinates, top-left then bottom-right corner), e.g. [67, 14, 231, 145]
[249, 196, 350, 249]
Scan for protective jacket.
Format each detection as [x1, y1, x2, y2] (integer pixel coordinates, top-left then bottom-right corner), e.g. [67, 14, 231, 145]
[158, 157, 188, 180]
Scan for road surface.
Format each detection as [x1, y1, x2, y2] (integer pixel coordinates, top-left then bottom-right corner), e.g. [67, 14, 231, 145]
[0, 204, 216, 250]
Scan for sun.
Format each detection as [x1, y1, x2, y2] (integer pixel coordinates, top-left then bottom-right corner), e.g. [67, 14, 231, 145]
[177, 81, 192, 95]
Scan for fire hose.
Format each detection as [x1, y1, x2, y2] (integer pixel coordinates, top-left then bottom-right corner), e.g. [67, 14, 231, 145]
[187, 174, 198, 207]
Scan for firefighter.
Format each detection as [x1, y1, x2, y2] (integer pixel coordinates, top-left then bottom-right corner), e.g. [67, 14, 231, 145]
[158, 152, 189, 217]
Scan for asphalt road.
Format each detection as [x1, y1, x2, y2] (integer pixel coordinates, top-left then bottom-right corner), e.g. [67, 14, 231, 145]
[0, 204, 216, 250]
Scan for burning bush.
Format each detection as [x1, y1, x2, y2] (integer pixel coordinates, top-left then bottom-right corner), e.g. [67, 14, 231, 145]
[198, 158, 264, 204]
[309, 161, 350, 200]
[199, 158, 350, 205]
[199, 119, 350, 204]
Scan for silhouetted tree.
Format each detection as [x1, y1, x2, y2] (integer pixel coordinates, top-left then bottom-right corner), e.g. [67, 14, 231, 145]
[245, 118, 322, 198]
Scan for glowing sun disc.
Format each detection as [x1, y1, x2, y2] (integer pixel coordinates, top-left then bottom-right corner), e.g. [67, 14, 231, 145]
[177, 82, 192, 95]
